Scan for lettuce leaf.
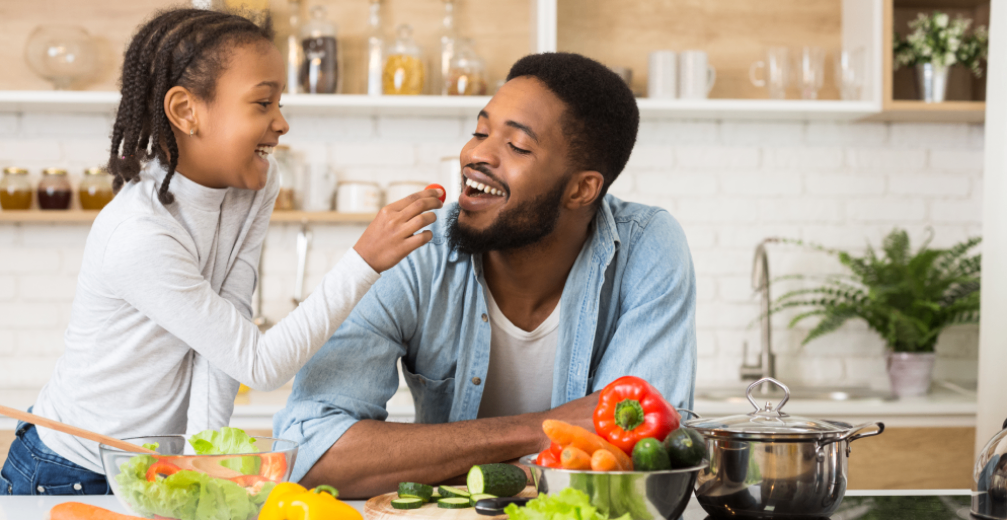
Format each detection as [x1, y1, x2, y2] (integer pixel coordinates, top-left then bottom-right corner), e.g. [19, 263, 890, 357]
[188, 427, 260, 475]
[504, 488, 632, 520]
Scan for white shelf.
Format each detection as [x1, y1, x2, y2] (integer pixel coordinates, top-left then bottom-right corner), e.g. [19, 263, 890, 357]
[0, 90, 883, 121]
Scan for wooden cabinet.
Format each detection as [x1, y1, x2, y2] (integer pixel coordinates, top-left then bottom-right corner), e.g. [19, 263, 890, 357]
[848, 427, 976, 489]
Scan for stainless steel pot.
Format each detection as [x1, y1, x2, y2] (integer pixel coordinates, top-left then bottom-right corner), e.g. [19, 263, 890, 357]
[685, 377, 884, 519]
[519, 455, 704, 520]
[972, 417, 1007, 519]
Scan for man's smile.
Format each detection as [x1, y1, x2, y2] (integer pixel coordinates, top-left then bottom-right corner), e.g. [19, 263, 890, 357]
[459, 168, 508, 213]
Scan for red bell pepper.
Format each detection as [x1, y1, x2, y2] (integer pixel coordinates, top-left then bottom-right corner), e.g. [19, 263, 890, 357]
[145, 459, 182, 482]
[535, 442, 563, 468]
[593, 376, 680, 455]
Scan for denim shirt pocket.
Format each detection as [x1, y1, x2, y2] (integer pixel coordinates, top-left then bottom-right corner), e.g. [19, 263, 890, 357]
[400, 365, 455, 424]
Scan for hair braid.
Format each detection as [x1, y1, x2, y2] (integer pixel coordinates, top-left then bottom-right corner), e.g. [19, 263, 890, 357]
[106, 7, 274, 205]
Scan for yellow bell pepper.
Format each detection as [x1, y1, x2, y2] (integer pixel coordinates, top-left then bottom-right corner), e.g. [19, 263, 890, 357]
[259, 482, 363, 520]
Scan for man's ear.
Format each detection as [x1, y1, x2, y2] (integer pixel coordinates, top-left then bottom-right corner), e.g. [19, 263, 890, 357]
[566, 170, 605, 209]
[163, 86, 199, 136]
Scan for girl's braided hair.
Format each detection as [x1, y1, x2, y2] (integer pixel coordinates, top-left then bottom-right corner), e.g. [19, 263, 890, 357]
[107, 8, 274, 205]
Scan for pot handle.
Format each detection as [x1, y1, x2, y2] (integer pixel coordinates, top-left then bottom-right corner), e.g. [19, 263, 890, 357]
[679, 408, 702, 419]
[820, 421, 885, 448]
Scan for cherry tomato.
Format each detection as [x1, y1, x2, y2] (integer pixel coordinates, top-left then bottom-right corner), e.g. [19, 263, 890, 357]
[425, 183, 447, 203]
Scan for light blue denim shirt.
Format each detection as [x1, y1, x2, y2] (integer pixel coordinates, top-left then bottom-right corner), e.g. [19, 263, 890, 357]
[274, 195, 697, 482]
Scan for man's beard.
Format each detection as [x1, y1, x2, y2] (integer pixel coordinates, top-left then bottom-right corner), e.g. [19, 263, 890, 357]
[447, 176, 567, 255]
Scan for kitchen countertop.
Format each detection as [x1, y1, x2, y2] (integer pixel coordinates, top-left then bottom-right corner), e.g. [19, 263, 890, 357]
[0, 382, 977, 431]
[0, 489, 974, 520]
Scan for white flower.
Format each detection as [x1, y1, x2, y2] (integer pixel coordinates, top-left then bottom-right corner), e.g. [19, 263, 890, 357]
[935, 13, 949, 27]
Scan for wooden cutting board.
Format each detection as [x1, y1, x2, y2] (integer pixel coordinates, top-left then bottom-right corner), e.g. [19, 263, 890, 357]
[364, 486, 539, 520]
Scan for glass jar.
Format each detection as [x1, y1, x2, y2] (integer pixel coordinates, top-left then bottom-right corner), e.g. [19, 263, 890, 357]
[79, 167, 114, 210]
[383, 24, 424, 95]
[365, 0, 385, 96]
[446, 39, 487, 96]
[437, 0, 458, 95]
[38, 168, 72, 210]
[299, 5, 340, 94]
[273, 145, 298, 211]
[0, 167, 33, 210]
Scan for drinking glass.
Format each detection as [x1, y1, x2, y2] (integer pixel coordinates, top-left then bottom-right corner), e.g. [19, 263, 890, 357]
[749, 47, 790, 100]
[794, 46, 826, 100]
[834, 47, 865, 101]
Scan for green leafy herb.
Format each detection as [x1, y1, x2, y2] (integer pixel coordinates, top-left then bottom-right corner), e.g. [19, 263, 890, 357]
[769, 229, 980, 352]
[504, 488, 632, 520]
[142, 442, 160, 451]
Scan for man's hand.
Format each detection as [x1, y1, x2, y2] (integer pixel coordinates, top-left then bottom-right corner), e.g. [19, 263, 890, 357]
[535, 391, 600, 449]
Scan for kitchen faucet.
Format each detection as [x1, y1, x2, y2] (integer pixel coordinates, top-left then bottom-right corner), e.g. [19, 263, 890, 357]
[739, 238, 779, 391]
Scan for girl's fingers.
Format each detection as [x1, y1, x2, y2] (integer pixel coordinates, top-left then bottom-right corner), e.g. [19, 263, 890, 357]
[402, 211, 437, 237]
[386, 188, 443, 212]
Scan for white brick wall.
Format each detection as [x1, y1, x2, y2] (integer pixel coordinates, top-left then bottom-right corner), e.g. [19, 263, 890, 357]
[0, 113, 983, 394]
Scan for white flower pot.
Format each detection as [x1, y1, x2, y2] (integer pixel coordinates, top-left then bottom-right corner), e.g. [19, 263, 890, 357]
[886, 352, 936, 397]
[915, 63, 950, 103]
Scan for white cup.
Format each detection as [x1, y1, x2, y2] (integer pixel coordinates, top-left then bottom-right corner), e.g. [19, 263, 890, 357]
[336, 181, 382, 213]
[648, 51, 678, 99]
[678, 50, 716, 99]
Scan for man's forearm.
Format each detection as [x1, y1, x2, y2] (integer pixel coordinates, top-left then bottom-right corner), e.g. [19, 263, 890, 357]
[300, 413, 548, 498]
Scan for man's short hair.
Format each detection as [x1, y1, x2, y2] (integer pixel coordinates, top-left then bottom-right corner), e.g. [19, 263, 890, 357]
[507, 52, 639, 201]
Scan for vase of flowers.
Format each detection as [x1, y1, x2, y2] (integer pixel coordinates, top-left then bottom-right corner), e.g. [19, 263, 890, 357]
[771, 229, 981, 397]
[894, 11, 988, 102]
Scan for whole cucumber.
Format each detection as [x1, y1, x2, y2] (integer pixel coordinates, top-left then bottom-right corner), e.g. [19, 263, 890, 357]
[632, 438, 672, 471]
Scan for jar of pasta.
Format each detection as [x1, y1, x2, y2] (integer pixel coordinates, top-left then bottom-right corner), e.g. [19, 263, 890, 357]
[0, 167, 32, 210]
[383, 24, 424, 95]
[79, 167, 114, 210]
[446, 39, 487, 96]
[38, 168, 72, 210]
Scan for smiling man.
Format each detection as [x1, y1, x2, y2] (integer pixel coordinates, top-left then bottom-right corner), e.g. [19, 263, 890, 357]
[274, 53, 697, 496]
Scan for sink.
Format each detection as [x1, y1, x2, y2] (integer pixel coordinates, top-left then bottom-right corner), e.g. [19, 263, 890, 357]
[695, 385, 893, 402]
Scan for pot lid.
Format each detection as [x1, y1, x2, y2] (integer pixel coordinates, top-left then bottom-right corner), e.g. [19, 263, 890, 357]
[687, 378, 850, 440]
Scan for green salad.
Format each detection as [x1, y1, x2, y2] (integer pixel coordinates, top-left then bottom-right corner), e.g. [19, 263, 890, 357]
[114, 427, 277, 520]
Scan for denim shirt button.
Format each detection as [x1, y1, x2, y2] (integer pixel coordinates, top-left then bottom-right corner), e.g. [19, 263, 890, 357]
[481, 314, 488, 322]
[74, 483, 82, 491]
[471, 377, 482, 385]
[37, 485, 45, 493]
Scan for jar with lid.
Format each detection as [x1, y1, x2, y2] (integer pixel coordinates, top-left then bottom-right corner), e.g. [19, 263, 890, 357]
[383, 24, 424, 95]
[79, 167, 114, 210]
[38, 168, 72, 210]
[273, 145, 299, 211]
[446, 39, 487, 96]
[365, 0, 385, 96]
[299, 5, 340, 94]
[0, 167, 33, 210]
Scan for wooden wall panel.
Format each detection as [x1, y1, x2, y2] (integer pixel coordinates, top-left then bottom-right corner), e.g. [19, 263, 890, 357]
[0, 0, 531, 94]
[847, 427, 975, 490]
[557, 0, 843, 100]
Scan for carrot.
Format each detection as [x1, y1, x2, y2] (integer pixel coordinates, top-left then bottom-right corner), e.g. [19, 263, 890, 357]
[560, 446, 592, 470]
[590, 448, 620, 471]
[50, 502, 144, 520]
[542, 420, 634, 470]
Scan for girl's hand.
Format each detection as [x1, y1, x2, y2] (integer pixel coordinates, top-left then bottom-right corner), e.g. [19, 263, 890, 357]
[353, 188, 444, 272]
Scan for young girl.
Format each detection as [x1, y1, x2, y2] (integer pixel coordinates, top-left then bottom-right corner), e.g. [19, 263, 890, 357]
[0, 8, 441, 495]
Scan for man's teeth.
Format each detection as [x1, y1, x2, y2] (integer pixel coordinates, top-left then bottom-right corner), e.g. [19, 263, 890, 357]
[465, 177, 503, 196]
[255, 145, 275, 157]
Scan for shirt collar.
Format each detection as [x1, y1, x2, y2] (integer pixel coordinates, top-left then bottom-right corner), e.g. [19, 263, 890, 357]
[144, 159, 229, 212]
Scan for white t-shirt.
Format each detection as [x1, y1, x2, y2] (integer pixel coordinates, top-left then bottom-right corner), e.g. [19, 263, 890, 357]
[477, 290, 560, 418]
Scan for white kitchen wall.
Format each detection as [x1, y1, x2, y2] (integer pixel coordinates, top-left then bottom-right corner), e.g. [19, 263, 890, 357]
[0, 112, 983, 391]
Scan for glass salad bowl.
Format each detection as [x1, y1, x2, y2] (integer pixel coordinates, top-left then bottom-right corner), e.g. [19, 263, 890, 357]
[100, 435, 298, 520]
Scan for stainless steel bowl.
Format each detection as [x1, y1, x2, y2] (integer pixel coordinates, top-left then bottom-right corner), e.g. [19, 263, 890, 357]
[520, 455, 704, 520]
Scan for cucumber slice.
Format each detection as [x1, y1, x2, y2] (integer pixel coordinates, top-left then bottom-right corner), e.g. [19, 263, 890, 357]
[391, 498, 425, 510]
[469, 493, 497, 506]
[467, 464, 527, 498]
[398, 482, 434, 501]
[438, 485, 470, 498]
[430, 492, 442, 501]
[438, 498, 473, 509]
[398, 494, 427, 504]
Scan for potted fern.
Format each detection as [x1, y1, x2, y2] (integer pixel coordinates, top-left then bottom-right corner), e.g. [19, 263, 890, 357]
[772, 229, 981, 397]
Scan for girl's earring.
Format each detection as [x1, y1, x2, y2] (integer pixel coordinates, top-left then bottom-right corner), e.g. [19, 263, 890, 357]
[189, 128, 196, 137]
